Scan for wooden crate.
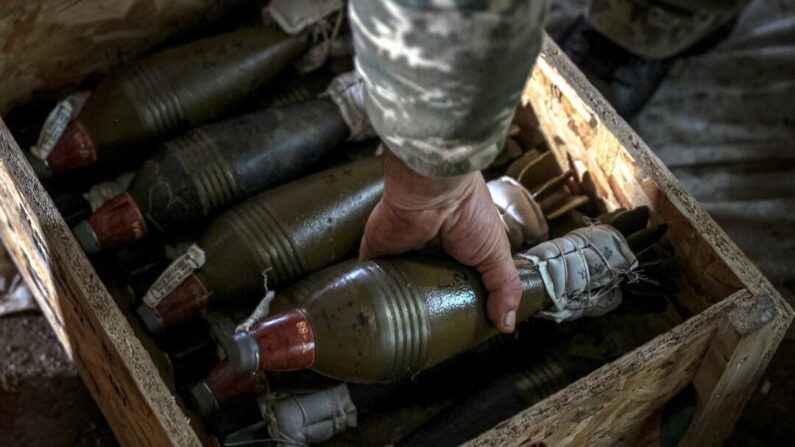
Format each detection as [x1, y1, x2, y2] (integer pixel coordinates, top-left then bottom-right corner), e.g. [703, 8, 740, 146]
[0, 4, 791, 446]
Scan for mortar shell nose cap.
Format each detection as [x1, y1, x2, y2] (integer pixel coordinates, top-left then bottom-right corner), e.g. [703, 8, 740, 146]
[46, 120, 98, 174]
[186, 382, 219, 416]
[228, 332, 260, 373]
[136, 304, 166, 336]
[73, 220, 101, 254]
[25, 152, 52, 178]
[84, 193, 148, 251]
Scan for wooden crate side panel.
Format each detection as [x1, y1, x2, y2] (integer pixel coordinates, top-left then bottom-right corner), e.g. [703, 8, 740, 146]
[0, 119, 200, 446]
[466, 290, 750, 447]
[524, 43, 742, 310]
[681, 294, 790, 446]
[526, 36, 790, 317]
[0, 0, 235, 113]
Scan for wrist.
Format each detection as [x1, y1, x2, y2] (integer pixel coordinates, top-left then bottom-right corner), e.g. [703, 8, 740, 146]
[383, 149, 477, 210]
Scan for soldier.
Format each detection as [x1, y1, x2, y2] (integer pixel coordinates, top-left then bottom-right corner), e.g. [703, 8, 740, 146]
[350, 0, 745, 333]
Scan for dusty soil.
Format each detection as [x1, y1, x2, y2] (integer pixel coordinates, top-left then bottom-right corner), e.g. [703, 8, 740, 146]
[726, 338, 795, 447]
[0, 312, 116, 447]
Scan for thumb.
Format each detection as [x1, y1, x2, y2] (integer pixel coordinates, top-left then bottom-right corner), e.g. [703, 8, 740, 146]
[477, 239, 523, 333]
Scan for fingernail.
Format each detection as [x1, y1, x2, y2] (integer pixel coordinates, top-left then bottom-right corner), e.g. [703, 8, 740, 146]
[503, 310, 516, 331]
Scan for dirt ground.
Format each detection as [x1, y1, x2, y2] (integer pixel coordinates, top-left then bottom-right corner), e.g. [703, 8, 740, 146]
[725, 339, 795, 446]
[0, 312, 116, 447]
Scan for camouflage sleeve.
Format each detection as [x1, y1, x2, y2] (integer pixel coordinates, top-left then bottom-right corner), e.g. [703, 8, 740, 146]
[349, 0, 548, 177]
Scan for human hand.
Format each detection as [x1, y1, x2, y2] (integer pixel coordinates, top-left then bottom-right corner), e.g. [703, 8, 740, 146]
[359, 150, 522, 333]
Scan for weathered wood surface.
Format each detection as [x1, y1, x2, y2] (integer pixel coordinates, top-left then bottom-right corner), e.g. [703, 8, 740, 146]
[0, 0, 235, 113]
[527, 36, 786, 314]
[465, 35, 793, 446]
[680, 294, 786, 446]
[0, 119, 200, 445]
[466, 290, 750, 447]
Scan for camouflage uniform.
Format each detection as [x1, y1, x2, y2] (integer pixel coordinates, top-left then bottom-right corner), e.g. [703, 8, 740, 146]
[349, 0, 548, 177]
[588, 0, 751, 59]
[350, 0, 747, 177]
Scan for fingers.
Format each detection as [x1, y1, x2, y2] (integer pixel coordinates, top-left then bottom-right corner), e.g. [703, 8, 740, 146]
[359, 201, 402, 261]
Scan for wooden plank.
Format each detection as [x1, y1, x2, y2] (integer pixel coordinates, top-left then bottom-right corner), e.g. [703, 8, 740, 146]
[466, 290, 749, 447]
[680, 294, 788, 446]
[0, 118, 200, 446]
[0, 0, 236, 113]
[526, 36, 790, 314]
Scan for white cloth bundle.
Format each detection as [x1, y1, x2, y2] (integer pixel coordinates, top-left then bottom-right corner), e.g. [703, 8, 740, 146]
[324, 71, 376, 142]
[82, 171, 135, 211]
[265, 0, 348, 73]
[264, 0, 344, 35]
[523, 224, 638, 322]
[263, 384, 357, 445]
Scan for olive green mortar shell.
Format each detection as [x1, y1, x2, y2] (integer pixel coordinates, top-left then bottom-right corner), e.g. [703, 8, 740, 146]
[76, 98, 350, 253]
[38, 27, 308, 176]
[399, 356, 581, 447]
[137, 156, 385, 334]
[230, 255, 549, 384]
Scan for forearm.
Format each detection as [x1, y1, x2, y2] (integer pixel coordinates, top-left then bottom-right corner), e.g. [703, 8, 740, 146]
[350, 0, 548, 177]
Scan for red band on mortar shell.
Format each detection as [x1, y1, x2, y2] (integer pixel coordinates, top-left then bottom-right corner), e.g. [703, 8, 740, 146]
[46, 120, 97, 174]
[77, 193, 147, 253]
[230, 309, 316, 373]
[187, 360, 269, 416]
[137, 274, 209, 335]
